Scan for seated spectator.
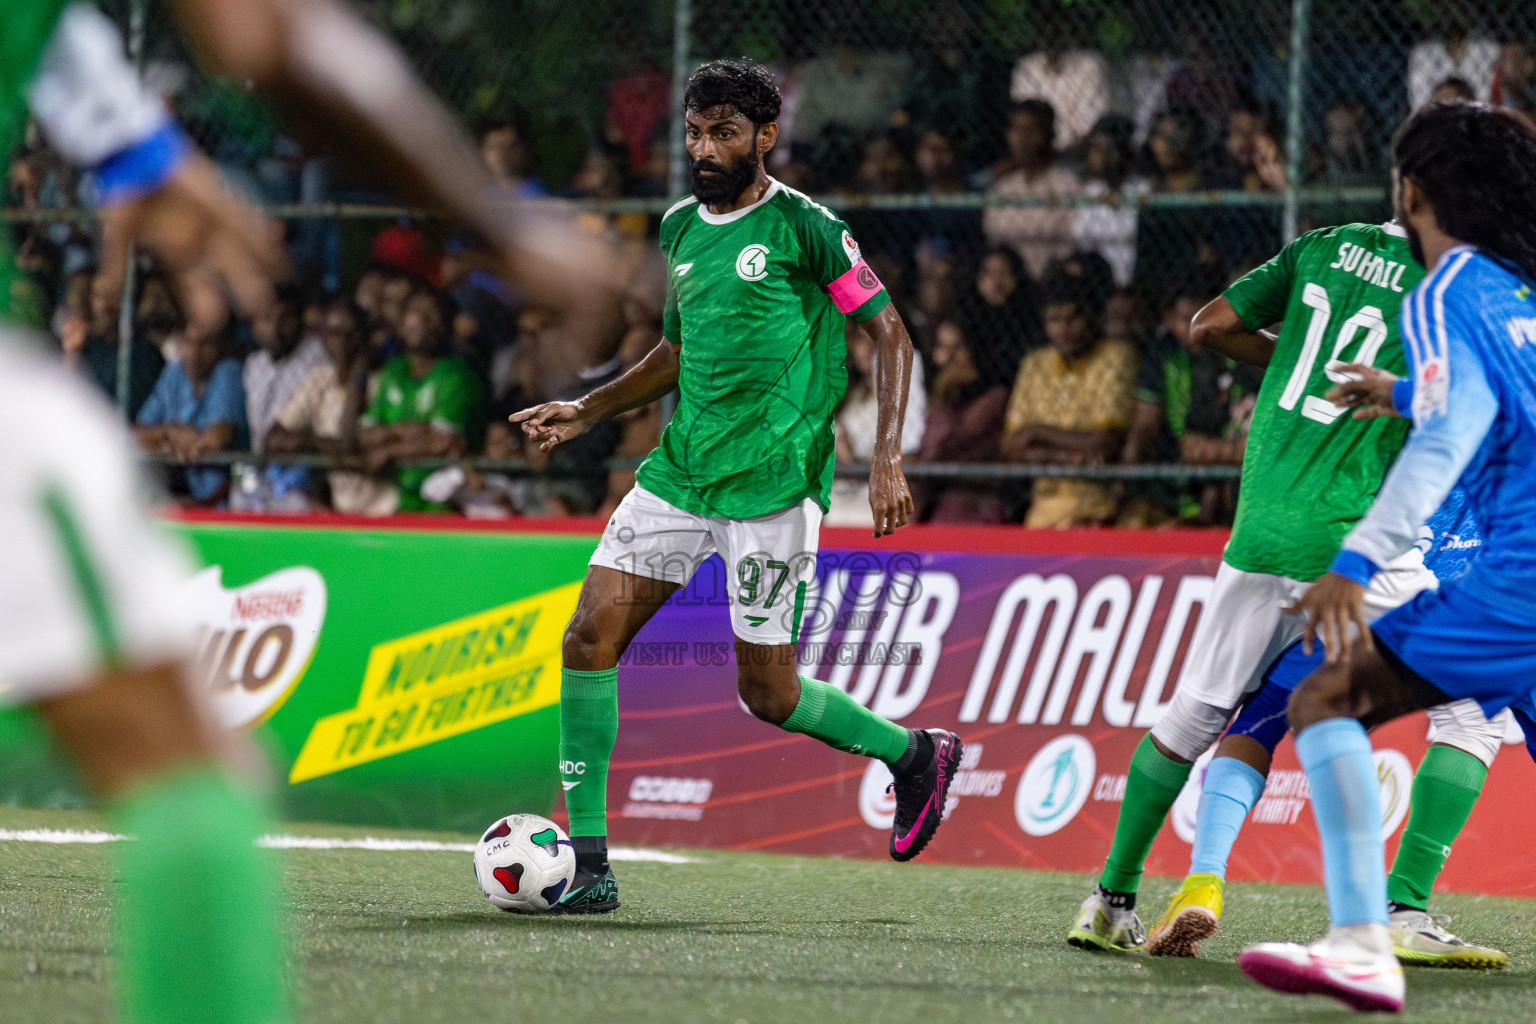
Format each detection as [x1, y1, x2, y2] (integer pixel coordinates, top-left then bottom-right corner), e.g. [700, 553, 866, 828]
[1407, 31, 1499, 110]
[134, 329, 247, 505]
[1000, 275, 1136, 528]
[1145, 109, 1212, 194]
[1010, 47, 1111, 151]
[958, 245, 1044, 388]
[480, 119, 546, 199]
[915, 128, 970, 195]
[1216, 104, 1287, 192]
[853, 135, 914, 195]
[917, 320, 1008, 523]
[827, 323, 926, 527]
[909, 127, 984, 254]
[1493, 44, 1536, 118]
[244, 285, 327, 452]
[1315, 102, 1382, 187]
[367, 267, 419, 366]
[61, 268, 165, 421]
[1135, 109, 1229, 301]
[1118, 291, 1256, 526]
[984, 100, 1081, 279]
[267, 299, 397, 515]
[1073, 115, 1150, 287]
[359, 287, 483, 512]
[1103, 287, 1151, 349]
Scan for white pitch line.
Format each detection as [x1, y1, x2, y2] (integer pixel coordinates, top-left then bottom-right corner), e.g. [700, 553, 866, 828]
[0, 828, 697, 863]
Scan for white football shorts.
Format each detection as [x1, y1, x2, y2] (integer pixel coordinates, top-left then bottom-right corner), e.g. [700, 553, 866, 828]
[0, 335, 195, 703]
[589, 484, 821, 645]
[1174, 553, 1437, 711]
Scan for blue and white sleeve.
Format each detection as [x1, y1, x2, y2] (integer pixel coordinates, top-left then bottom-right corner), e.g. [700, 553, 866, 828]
[1331, 260, 1498, 585]
[25, 3, 190, 203]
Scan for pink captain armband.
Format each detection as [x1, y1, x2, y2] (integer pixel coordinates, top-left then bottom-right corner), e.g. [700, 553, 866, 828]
[827, 260, 885, 314]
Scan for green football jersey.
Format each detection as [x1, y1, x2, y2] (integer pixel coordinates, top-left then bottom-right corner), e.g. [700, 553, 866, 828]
[1223, 222, 1424, 580]
[637, 180, 891, 518]
[1, 1, 69, 323]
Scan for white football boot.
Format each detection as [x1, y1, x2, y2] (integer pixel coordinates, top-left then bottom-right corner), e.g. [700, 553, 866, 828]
[1067, 890, 1146, 951]
[1388, 909, 1508, 969]
[1239, 924, 1405, 1013]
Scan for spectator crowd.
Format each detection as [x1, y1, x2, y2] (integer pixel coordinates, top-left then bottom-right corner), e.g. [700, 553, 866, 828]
[8, 22, 1536, 528]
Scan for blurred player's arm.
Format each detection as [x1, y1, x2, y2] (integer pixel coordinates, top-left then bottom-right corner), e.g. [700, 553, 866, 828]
[28, 4, 285, 335]
[512, 338, 680, 451]
[1189, 296, 1278, 367]
[168, 0, 621, 324]
[863, 304, 917, 536]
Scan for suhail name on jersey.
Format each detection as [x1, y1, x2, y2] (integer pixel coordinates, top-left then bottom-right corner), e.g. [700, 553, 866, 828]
[1328, 243, 1410, 293]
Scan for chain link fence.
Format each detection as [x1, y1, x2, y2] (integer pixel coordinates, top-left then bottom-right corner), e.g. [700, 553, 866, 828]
[4, 0, 1532, 520]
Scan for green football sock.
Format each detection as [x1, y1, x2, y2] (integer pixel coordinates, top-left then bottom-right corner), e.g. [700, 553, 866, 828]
[780, 676, 910, 764]
[1098, 734, 1193, 894]
[560, 666, 619, 838]
[1386, 744, 1488, 910]
[111, 765, 287, 1024]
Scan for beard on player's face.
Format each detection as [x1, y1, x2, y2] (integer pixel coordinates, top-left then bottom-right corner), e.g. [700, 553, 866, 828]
[690, 143, 760, 205]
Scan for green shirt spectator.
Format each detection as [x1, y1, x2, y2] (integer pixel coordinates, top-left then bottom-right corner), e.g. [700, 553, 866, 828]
[359, 287, 482, 511]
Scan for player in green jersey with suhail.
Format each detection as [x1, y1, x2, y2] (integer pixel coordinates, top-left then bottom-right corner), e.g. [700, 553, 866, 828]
[1067, 219, 1509, 957]
[514, 59, 963, 913]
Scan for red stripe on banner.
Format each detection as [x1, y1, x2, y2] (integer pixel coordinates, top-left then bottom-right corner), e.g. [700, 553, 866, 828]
[161, 508, 1230, 556]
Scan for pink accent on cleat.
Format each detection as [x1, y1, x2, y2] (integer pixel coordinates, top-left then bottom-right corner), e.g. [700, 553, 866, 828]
[1238, 947, 1404, 1013]
[891, 793, 936, 853]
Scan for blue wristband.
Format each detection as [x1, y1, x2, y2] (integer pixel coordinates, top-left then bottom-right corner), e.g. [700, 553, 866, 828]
[1392, 376, 1415, 418]
[1329, 549, 1381, 587]
[95, 119, 191, 204]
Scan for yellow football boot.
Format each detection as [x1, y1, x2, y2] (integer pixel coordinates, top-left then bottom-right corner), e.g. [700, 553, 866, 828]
[1147, 873, 1224, 957]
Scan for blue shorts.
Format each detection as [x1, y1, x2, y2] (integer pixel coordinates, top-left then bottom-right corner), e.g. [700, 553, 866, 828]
[1372, 582, 1536, 720]
[1226, 676, 1293, 753]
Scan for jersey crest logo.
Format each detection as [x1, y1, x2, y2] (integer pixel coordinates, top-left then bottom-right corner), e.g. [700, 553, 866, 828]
[675, 262, 694, 276]
[736, 244, 770, 282]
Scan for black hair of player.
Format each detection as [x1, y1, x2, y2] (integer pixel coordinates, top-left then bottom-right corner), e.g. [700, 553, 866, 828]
[1393, 101, 1536, 283]
[683, 59, 781, 128]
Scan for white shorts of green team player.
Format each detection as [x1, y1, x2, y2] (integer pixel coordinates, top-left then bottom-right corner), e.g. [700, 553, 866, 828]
[1153, 552, 1504, 764]
[590, 485, 819, 644]
[0, 339, 197, 702]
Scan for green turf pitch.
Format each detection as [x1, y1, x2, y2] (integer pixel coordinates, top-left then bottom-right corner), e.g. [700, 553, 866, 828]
[1, 807, 1533, 1023]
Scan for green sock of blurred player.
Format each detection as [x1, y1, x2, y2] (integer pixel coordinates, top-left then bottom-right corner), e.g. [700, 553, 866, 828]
[112, 766, 287, 1024]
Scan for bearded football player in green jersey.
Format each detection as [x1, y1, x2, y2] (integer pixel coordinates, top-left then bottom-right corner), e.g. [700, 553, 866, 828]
[1066, 219, 1508, 960]
[515, 59, 963, 912]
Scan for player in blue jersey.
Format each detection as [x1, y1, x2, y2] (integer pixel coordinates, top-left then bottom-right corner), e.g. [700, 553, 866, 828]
[1146, 490, 1509, 968]
[1238, 101, 1536, 1013]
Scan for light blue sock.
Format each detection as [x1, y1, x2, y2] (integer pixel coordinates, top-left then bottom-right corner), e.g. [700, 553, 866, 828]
[1296, 718, 1387, 927]
[1189, 757, 1267, 878]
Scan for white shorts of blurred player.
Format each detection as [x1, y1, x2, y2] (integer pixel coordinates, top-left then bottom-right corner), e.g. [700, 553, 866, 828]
[0, 336, 195, 704]
[1152, 555, 1508, 766]
[589, 484, 821, 646]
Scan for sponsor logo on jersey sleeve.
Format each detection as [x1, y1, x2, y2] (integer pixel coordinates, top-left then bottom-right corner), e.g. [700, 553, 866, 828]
[841, 230, 862, 266]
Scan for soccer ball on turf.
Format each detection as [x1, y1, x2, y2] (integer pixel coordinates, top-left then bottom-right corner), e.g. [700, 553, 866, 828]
[472, 813, 577, 913]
